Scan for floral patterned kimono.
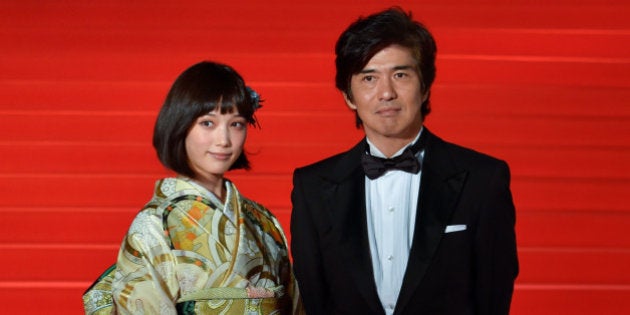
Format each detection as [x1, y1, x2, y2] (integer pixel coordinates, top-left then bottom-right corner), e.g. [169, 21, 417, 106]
[83, 177, 302, 315]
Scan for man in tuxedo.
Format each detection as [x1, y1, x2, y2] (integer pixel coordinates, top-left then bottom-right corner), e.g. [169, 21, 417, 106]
[290, 7, 518, 315]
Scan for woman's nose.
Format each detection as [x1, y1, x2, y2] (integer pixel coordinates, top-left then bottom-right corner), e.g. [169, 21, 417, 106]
[214, 126, 231, 147]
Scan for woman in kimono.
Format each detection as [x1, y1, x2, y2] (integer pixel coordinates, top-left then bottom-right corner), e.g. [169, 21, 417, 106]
[83, 61, 302, 314]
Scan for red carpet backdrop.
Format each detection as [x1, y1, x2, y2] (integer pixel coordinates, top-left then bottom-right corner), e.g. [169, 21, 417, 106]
[1, 0, 629, 313]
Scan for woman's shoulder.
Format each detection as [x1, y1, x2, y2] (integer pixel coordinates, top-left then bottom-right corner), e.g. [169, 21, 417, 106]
[153, 177, 204, 199]
[240, 196, 288, 248]
[233, 188, 282, 225]
[240, 195, 274, 219]
[130, 177, 204, 220]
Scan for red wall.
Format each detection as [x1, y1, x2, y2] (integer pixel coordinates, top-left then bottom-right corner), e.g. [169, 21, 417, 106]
[1, 0, 629, 313]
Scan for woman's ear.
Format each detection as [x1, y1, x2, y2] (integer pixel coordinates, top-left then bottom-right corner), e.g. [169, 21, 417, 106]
[343, 93, 357, 110]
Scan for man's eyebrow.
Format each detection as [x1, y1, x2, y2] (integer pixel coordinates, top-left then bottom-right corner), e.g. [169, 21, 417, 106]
[393, 65, 415, 71]
[358, 68, 376, 74]
[358, 65, 415, 74]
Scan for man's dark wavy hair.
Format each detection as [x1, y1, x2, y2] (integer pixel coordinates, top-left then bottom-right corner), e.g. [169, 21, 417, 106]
[335, 7, 437, 127]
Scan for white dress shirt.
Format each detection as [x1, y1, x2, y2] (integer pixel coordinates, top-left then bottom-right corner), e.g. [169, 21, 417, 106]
[365, 130, 424, 315]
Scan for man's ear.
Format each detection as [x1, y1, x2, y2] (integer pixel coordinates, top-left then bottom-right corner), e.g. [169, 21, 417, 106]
[421, 90, 429, 103]
[343, 93, 357, 110]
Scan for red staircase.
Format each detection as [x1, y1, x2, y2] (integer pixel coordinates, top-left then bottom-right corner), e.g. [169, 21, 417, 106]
[1, 0, 629, 313]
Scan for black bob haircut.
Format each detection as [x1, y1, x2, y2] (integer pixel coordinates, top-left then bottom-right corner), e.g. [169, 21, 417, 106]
[152, 61, 260, 178]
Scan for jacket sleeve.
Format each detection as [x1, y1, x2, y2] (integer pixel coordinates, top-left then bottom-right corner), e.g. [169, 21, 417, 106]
[474, 160, 519, 315]
[290, 168, 331, 314]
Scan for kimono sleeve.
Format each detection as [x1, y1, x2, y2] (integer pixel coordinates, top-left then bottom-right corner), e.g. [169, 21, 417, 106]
[111, 210, 180, 314]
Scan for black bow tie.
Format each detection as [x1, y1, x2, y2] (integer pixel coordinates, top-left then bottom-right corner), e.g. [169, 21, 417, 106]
[361, 133, 427, 180]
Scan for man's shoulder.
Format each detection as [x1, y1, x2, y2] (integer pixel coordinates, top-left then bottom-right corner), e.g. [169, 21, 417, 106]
[430, 132, 508, 169]
[445, 140, 502, 161]
[293, 140, 364, 180]
[295, 149, 353, 175]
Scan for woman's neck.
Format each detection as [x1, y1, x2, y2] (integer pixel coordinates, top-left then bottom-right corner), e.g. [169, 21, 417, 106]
[191, 175, 225, 202]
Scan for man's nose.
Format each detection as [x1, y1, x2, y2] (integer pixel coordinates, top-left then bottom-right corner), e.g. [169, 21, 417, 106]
[378, 78, 397, 101]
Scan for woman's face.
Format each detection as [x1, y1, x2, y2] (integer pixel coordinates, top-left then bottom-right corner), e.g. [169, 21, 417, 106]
[185, 107, 247, 181]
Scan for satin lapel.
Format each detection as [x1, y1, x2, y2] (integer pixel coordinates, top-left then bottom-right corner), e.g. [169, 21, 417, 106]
[395, 131, 468, 314]
[323, 140, 384, 315]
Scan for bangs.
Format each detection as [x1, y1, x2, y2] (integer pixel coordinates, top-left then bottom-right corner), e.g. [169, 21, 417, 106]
[190, 82, 249, 119]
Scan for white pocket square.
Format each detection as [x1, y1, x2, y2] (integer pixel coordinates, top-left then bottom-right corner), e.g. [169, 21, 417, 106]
[444, 224, 467, 233]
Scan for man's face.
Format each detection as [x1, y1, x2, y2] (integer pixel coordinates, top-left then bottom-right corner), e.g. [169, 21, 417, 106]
[345, 44, 427, 146]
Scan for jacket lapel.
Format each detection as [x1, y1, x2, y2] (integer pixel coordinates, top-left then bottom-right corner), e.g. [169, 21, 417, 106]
[395, 130, 468, 314]
[322, 139, 385, 314]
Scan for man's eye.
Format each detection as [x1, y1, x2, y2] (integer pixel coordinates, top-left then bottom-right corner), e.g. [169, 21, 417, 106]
[363, 75, 375, 82]
[394, 72, 407, 78]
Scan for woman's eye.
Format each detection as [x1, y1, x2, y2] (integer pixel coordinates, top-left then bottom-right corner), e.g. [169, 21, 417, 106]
[200, 120, 214, 127]
[232, 121, 246, 128]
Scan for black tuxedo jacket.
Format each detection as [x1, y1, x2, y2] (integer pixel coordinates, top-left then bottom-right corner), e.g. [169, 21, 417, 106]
[290, 129, 518, 315]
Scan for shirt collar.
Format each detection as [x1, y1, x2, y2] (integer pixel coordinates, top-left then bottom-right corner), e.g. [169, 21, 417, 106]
[366, 127, 424, 159]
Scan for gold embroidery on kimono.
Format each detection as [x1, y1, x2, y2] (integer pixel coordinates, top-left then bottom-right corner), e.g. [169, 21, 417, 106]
[83, 177, 302, 314]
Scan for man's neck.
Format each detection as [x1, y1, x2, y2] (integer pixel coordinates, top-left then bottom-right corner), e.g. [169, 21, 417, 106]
[366, 127, 424, 158]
